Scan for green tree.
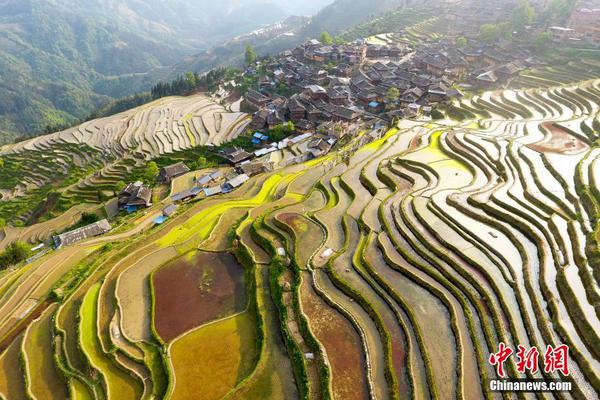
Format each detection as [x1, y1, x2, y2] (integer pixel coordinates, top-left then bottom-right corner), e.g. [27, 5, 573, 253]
[144, 161, 159, 183]
[0, 157, 4, 168]
[320, 31, 334, 45]
[185, 71, 198, 90]
[479, 23, 502, 43]
[511, 0, 535, 30]
[456, 36, 467, 47]
[115, 180, 126, 192]
[430, 108, 445, 120]
[0, 218, 5, 228]
[80, 212, 99, 225]
[245, 45, 257, 66]
[543, 0, 576, 25]
[386, 87, 400, 103]
[532, 32, 552, 51]
[197, 156, 207, 168]
[0, 241, 32, 269]
[269, 122, 295, 141]
[276, 83, 290, 96]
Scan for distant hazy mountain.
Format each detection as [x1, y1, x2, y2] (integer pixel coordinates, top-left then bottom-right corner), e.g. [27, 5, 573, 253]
[0, 0, 332, 144]
[160, 0, 421, 81]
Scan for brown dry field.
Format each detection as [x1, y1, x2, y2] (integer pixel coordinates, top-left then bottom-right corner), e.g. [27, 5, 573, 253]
[528, 122, 589, 154]
[153, 251, 246, 342]
[299, 273, 369, 400]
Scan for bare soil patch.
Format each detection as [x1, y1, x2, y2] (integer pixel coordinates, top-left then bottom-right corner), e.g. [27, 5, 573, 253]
[153, 251, 246, 342]
[300, 275, 369, 400]
[527, 122, 589, 154]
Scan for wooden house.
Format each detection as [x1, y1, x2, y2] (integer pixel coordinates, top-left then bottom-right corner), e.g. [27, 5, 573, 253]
[158, 162, 190, 184]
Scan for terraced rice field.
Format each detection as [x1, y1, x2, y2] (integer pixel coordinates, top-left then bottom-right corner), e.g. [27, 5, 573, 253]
[152, 251, 246, 342]
[167, 311, 258, 400]
[0, 75, 598, 400]
[366, 17, 446, 46]
[0, 94, 249, 227]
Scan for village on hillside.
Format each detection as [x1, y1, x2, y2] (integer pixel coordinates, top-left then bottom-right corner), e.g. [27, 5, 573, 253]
[47, 0, 600, 251]
[236, 0, 599, 139]
[1, 0, 598, 257]
[0, 0, 600, 398]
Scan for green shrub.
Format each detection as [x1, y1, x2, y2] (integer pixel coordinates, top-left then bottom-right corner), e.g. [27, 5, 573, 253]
[430, 108, 444, 120]
[0, 241, 32, 269]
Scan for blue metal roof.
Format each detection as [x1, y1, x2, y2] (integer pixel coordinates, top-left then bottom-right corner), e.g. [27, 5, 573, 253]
[125, 205, 139, 213]
[154, 215, 168, 224]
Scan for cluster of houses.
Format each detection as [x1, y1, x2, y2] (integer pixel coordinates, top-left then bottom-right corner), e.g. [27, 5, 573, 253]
[414, 40, 547, 88]
[170, 169, 228, 202]
[240, 0, 600, 136]
[242, 28, 544, 134]
[549, 3, 600, 44]
[164, 128, 343, 206]
[225, 129, 337, 166]
[243, 40, 407, 134]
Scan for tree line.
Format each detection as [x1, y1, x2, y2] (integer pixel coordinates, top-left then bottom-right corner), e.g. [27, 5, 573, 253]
[477, 0, 577, 45]
[150, 68, 238, 99]
[97, 68, 240, 118]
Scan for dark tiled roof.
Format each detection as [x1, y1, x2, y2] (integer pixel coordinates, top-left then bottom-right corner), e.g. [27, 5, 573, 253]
[119, 182, 152, 207]
[163, 204, 178, 216]
[55, 219, 112, 248]
[162, 162, 190, 179]
[171, 187, 201, 202]
[246, 89, 269, 104]
[240, 162, 265, 176]
[288, 97, 306, 112]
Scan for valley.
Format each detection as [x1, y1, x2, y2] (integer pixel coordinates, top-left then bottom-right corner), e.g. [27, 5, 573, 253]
[0, 74, 597, 398]
[0, 0, 598, 399]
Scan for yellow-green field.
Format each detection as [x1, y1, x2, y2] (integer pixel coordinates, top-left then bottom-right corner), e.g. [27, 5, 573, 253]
[79, 284, 143, 400]
[167, 311, 258, 400]
[0, 74, 598, 400]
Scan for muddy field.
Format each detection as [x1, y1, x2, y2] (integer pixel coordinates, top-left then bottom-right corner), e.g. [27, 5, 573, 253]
[299, 273, 369, 400]
[527, 122, 589, 154]
[153, 251, 246, 342]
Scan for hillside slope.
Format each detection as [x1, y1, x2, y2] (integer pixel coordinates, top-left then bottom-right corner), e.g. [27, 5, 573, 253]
[0, 94, 250, 226]
[0, 0, 322, 144]
[154, 0, 432, 82]
[0, 77, 597, 399]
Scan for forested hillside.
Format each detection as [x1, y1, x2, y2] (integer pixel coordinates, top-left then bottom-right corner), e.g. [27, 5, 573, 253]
[0, 0, 327, 144]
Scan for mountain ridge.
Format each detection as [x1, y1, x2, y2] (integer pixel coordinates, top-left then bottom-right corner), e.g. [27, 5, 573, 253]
[0, 0, 330, 144]
[0, 0, 425, 144]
